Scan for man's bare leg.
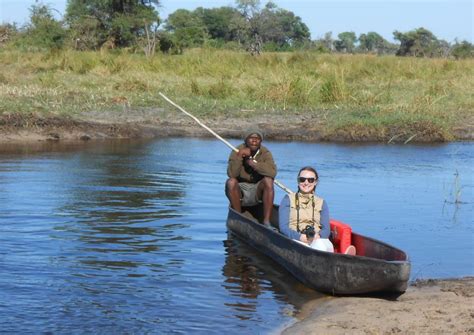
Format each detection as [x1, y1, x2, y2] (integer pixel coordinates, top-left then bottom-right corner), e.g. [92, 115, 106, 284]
[225, 178, 242, 212]
[258, 177, 275, 225]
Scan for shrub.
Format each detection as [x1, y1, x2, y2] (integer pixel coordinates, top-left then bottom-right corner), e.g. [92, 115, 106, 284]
[19, 4, 67, 51]
[451, 41, 474, 59]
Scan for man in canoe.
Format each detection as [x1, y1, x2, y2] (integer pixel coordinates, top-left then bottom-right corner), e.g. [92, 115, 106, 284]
[225, 130, 277, 226]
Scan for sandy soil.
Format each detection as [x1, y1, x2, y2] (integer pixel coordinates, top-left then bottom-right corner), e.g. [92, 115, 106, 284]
[280, 277, 474, 335]
[0, 108, 322, 143]
[1, 109, 473, 143]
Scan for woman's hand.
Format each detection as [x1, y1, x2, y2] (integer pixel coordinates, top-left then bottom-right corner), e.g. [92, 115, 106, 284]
[300, 233, 320, 245]
[299, 234, 309, 244]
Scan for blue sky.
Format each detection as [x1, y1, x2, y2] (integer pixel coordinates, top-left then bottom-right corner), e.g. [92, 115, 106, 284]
[1, 0, 472, 42]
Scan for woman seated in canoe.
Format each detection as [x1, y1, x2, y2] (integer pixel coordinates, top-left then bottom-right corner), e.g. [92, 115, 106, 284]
[278, 166, 334, 252]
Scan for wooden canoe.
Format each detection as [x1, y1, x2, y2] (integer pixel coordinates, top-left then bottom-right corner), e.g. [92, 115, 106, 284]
[226, 205, 411, 295]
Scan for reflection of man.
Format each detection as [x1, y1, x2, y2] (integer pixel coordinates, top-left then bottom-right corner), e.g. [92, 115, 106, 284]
[225, 130, 276, 226]
[222, 239, 261, 301]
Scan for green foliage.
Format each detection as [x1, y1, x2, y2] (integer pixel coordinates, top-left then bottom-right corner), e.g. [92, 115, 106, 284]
[451, 41, 474, 59]
[6, 0, 471, 60]
[334, 32, 357, 53]
[163, 1, 310, 52]
[189, 78, 233, 99]
[257, 3, 311, 48]
[67, 16, 104, 50]
[194, 6, 240, 41]
[235, 0, 261, 18]
[320, 76, 347, 103]
[208, 80, 233, 99]
[394, 27, 442, 57]
[357, 32, 399, 55]
[59, 51, 98, 74]
[65, 0, 160, 48]
[17, 3, 67, 50]
[311, 32, 334, 53]
[157, 31, 181, 54]
[286, 77, 311, 106]
[358, 32, 391, 54]
[164, 9, 209, 47]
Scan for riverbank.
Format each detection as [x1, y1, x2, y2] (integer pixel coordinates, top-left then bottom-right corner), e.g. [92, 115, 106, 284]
[280, 277, 474, 334]
[1, 110, 473, 144]
[1, 49, 473, 143]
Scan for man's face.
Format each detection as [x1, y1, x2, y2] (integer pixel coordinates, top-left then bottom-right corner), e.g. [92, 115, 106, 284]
[245, 134, 262, 152]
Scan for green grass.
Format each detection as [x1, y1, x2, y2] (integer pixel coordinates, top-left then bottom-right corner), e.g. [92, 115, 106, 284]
[0, 47, 473, 140]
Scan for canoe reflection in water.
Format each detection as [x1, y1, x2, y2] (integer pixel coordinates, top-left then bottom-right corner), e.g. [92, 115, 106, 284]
[226, 204, 411, 295]
[221, 236, 325, 320]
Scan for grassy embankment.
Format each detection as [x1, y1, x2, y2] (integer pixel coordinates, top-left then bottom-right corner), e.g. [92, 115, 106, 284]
[0, 48, 473, 141]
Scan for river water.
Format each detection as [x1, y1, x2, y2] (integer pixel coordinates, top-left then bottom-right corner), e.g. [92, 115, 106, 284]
[0, 138, 472, 334]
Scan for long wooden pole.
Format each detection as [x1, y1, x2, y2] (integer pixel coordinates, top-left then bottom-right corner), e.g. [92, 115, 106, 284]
[159, 92, 292, 194]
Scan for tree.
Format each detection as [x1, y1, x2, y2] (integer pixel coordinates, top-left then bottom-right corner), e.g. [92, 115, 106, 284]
[233, 0, 262, 49]
[156, 31, 181, 54]
[24, 3, 67, 50]
[334, 31, 357, 53]
[258, 2, 310, 49]
[230, 0, 310, 51]
[393, 27, 439, 57]
[164, 9, 208, 47]
[312, 32, 334, 52]
[65, 0, 160, 49]
[194, 7, 240, 41]
[359, 32, 382, 53]
[358, 32, 398, 55]
[451, 40, 474, 59]
[436, 39, 451, 58]
[68, 16, 104, 50]
[235, 0, 261, 20]
[161, 1, 311, 52]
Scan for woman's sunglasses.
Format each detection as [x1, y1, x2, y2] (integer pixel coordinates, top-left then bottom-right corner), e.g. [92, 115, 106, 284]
[298, 177, 316, 183]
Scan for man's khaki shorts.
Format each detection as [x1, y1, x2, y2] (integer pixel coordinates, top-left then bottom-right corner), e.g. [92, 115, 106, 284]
[239, 181, 262, 207]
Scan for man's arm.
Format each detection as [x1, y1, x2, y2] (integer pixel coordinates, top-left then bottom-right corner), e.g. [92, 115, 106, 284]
[227, 145, 252, 178]
[227, 150, 243, 178]
[251, 149, 277, 178]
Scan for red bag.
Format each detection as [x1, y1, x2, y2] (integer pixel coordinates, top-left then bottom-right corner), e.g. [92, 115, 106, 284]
[330, 219, 352, 254]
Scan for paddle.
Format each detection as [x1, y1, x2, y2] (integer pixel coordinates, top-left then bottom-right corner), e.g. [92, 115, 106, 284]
[159, 92, 292, 194]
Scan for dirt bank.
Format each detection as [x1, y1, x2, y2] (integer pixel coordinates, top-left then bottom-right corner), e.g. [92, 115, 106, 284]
[280, 277, 474, 335]
[1, 110, 473, 144]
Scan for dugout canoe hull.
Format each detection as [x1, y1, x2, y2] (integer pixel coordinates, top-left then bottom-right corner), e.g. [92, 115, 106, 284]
[226, 206, 411, 295]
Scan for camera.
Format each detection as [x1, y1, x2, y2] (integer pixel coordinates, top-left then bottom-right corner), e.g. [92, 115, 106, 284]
[301, 225, 315, 238]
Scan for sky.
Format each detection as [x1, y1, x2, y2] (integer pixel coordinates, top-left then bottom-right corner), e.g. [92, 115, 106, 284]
[0, 0, 472, 43]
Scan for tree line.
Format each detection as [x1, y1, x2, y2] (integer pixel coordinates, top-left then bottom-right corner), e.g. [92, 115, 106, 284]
[0, 0, 472, 59]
